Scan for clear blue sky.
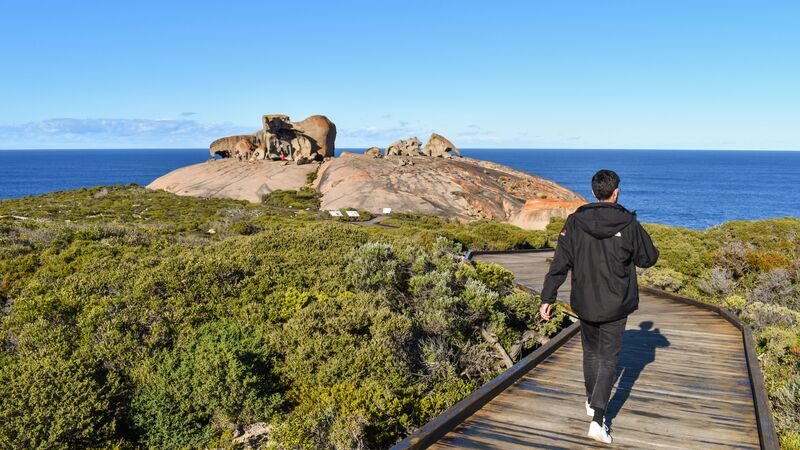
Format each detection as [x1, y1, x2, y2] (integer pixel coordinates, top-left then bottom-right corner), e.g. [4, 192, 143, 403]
[1, 1, 798, 149]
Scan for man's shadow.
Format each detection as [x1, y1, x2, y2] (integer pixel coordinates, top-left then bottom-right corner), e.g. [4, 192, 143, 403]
[605, 321, 670, 426]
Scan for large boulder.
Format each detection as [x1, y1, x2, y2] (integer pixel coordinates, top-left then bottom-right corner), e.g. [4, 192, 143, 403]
[364, 147, 382, 158]
[209, 135, 259, 160]
[422, 133, 461, 157]
[385, 137, 422, 156]
[291, 115, 337, 158]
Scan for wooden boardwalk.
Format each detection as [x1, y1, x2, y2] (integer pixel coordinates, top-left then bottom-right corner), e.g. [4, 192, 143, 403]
[425, 251, 764, 449]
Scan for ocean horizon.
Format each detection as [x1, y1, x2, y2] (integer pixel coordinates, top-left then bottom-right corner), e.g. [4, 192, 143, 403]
[1, 148, 798, 230]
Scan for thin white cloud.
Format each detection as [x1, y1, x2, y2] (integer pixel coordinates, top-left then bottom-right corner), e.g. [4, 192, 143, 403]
[338, 122, 429, 146]
[449, 125, 502, 144]
[1, 117, 502, 149]
[0, 118, 252, 148]
[337, 121, 505, 147]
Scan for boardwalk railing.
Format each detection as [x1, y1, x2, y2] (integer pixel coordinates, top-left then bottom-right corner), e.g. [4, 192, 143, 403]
[392, 249, 779, 450]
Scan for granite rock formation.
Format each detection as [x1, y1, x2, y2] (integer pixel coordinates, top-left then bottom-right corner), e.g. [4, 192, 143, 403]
[288, 115, 336, 157]
[148, 158, 318, 203]
[313, 153, 585, 229]
[385, 137, 422, 156]
[152, 125, 585, 230]
[364, 147, 383, 158]
[210, 114, 336, 164]
[422, 133, 462, 157]
[383, 134, 461, 158]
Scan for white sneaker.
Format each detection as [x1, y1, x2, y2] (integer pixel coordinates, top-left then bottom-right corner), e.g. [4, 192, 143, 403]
[588, 420, 612, 444]
[585, 400, 594, 417]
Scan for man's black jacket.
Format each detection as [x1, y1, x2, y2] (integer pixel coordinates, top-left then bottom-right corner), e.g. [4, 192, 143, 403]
[541, 202, 659, 322]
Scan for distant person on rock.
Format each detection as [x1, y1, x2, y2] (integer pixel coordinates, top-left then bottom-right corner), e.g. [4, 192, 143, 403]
[539, 169, 659, 444]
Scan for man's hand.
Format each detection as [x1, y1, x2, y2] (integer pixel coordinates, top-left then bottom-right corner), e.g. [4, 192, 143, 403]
[539, 302, 552, 321]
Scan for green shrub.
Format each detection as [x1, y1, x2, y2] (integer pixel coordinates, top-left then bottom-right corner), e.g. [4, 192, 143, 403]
[638, 267, 687, 292]
[229, 220, 261, 235]
[742, 302, 800, 332]
[306, 169, 318, 185]
[344, 242, 407, 293]
[644, 223, 711, 277]
[697, 267, 734, 296]
[262, 188, 321, 210]
[454, 220, 544, 251]
[749, 269, 799, 309]
[380, 212, 448, 230]
[772, 375, 800, 441]
[780, 430, 800, 450]
[0, 354, 119, 449]
[546, 216, 567, 243]
[473, 261, 515, 292]
[274, 291, 416, 448]
[130, 320, 282, 448]
[723, 294, 746, 312]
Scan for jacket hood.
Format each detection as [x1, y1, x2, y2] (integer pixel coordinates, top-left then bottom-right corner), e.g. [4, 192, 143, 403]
[573, 202, 636, 239]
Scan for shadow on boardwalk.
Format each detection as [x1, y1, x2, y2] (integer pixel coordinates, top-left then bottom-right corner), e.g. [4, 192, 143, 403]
[606, 321, 670, 426]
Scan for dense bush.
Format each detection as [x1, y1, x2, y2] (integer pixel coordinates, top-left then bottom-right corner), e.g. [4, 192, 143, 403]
[130, 320, 282, 448]
[0, 352, 120, 449]
[0, 186, 566, 448]
[262, 188, 321, 210]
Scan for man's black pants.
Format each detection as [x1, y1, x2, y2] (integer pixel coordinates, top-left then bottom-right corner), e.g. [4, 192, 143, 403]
[580, 316, 627, 412]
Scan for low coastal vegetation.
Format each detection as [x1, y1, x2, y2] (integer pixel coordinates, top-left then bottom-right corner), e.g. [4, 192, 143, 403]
[382, 213, 551, 250]
[0, 185, 566, 449]
[261, 188, 321, 210]
[2, 186, 797, 448]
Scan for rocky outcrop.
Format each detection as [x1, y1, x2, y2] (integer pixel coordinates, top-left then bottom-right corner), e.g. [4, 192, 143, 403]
[210, 114, 336, 164]
[148, 154, 584, 229]
[208, 135, 259, 160]
[312, 153, 585, 228]
[148, 158, 318, 203]
[385, 137, 422, 156]
[422, 133, 461, 157]
[153, 131, 586, 229]
[364, 147, 382, 158]
[383, 134, 461, 158]
[508, 198, 587, 230]
[289, 115, 337, 158]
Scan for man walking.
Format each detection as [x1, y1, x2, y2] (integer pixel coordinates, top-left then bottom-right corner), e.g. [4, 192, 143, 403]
[539, 170, 659, 444]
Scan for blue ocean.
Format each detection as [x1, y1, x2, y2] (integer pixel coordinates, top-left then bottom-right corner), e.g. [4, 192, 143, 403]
[1, 148, 798, 230]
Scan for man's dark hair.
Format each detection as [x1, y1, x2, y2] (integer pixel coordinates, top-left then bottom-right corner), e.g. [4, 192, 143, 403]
[592, 170, 620, 200]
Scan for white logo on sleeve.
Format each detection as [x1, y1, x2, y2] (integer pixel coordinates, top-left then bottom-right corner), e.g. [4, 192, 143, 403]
[614, 231, 622, 237]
